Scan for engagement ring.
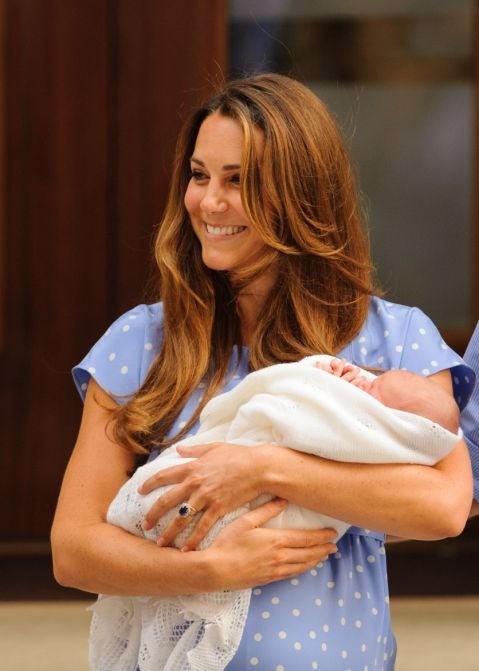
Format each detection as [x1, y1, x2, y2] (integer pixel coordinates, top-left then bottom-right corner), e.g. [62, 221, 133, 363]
[178, 502, 197, 518]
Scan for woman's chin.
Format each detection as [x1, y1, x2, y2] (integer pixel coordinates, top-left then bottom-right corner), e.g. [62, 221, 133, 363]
[201, 253, 235, 272]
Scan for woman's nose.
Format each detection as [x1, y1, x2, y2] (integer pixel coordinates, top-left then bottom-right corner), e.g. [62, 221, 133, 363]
[201, 183, 228, 214]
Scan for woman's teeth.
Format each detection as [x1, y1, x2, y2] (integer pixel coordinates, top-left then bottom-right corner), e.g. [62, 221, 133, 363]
[206, 224, 246, 236]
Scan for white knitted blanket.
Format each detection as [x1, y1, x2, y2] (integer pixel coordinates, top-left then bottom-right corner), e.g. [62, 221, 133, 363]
[90, 355, 460, 671]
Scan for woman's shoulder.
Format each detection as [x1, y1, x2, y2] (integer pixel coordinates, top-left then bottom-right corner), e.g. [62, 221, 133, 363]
[362, 296, 438, 342]
[347, 296, 447, 358]
[360, 296, 450, 349]
[72, 303, 164, 401]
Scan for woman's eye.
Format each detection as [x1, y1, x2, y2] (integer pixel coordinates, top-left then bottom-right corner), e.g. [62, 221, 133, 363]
[229, 173, 241, 186]
[190, 169, 207, 181]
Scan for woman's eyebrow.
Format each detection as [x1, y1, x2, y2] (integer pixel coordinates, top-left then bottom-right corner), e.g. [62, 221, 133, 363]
[190, 156, 241, 171]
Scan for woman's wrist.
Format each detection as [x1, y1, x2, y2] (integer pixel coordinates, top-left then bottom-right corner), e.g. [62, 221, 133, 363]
[256, 443, 296, 497]
[178, 545, 226, 593]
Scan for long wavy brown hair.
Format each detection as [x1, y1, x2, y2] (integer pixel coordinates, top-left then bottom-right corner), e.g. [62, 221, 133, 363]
[111, 73, 378, 454]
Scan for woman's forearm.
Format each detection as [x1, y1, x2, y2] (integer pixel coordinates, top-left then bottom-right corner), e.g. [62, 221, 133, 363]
[51, 521, 219, 595]
[259, 441, 472, 540]
[51, 501, 338, 596]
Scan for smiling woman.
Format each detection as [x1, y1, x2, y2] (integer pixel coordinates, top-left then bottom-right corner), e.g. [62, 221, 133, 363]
[51, 73, 474, 671]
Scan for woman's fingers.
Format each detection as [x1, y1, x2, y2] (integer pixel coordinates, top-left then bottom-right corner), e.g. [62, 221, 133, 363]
[140, 443, 260, 539]
[155, 500, 207, 547]
[208, 501, 340, 588]
[157, 498, 221, 551]
[138, 461, 192, 495]
[139, 445, 220, 497]
[176, 443, 218, 458]
[177, 496, 287, 551]
[138, 458, 199, 531]
[234, 497, 286, 527]
[141, 483, 192, 531]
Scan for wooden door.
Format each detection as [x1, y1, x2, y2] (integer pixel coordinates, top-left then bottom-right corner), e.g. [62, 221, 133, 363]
[0, 0, 227, 543]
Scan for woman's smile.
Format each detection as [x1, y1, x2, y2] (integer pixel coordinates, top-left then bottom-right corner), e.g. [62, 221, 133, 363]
[184, 112, 267, 273]
[204, 223, 247, 237]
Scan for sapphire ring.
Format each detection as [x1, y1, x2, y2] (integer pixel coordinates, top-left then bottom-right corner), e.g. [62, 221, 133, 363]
[178, 502, 198, 518]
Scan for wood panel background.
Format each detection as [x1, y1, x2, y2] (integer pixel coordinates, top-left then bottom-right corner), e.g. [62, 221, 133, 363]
[0, 0, 4, 350]
[0, 0, 227, 541]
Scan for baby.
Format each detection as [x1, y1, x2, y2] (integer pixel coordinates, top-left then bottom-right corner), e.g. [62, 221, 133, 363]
[318, 356, 459, 433]
[90, 355, 461, 671]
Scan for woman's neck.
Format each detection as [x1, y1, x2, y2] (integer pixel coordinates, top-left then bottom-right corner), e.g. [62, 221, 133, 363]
[237, 279, 274, 346]
[230, 262, 278, 345]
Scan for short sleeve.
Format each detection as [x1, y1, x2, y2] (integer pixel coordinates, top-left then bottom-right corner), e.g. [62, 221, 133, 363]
[461, 321, 479, 499]
[72, 303, 163, 402]
[341, 298, 475, 411]
[392, 305, 474, 410]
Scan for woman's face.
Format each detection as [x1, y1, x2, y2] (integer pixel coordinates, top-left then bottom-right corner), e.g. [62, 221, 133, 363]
[184, 112, 268, 274]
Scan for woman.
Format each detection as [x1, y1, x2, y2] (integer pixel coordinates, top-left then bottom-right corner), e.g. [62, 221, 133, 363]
[51, 73, 474, 670]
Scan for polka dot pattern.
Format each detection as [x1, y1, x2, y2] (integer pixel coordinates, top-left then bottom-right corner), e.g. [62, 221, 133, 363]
[71, 298, 474, 670]
[226, 534, 395, 670]
[73, 304, 165, 402]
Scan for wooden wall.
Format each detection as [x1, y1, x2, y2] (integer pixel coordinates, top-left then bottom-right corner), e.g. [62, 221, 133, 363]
[0, 0, 227, 541]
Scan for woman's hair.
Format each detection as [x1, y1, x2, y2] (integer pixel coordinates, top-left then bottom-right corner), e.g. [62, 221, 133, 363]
[111, 72, 378, 454]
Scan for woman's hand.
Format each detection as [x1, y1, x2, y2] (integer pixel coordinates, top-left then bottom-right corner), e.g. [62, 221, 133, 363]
[204, 498, 339, 589]
[139, 441, 269, 550]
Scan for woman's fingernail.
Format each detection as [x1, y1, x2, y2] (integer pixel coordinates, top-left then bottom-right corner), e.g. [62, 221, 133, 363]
[180, 545, 190, 552]
[156, 537, 165, 547]
[141, 519, 152, 531]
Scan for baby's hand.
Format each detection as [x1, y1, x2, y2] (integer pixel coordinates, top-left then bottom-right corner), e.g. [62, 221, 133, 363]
[315, 358, 361, 382]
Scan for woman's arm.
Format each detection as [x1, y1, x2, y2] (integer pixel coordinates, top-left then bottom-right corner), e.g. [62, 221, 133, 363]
[50, 379, 338, 596]
[264, 368, 470, 540]
[141, 369, 472, 548]
[262, 440, 471, 540]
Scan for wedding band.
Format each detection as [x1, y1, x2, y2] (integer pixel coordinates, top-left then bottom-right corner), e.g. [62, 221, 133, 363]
[178, 502, 198, 518]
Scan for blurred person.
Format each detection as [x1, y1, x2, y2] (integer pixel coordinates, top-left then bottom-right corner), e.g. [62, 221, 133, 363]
[461, 321, 479, 516]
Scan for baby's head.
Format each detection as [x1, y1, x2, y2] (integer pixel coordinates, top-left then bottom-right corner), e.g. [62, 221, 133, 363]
[368, 370, 460, 434]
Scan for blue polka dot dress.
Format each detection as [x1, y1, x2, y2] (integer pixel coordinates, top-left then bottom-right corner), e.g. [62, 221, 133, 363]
[73, 297, 474, 671]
